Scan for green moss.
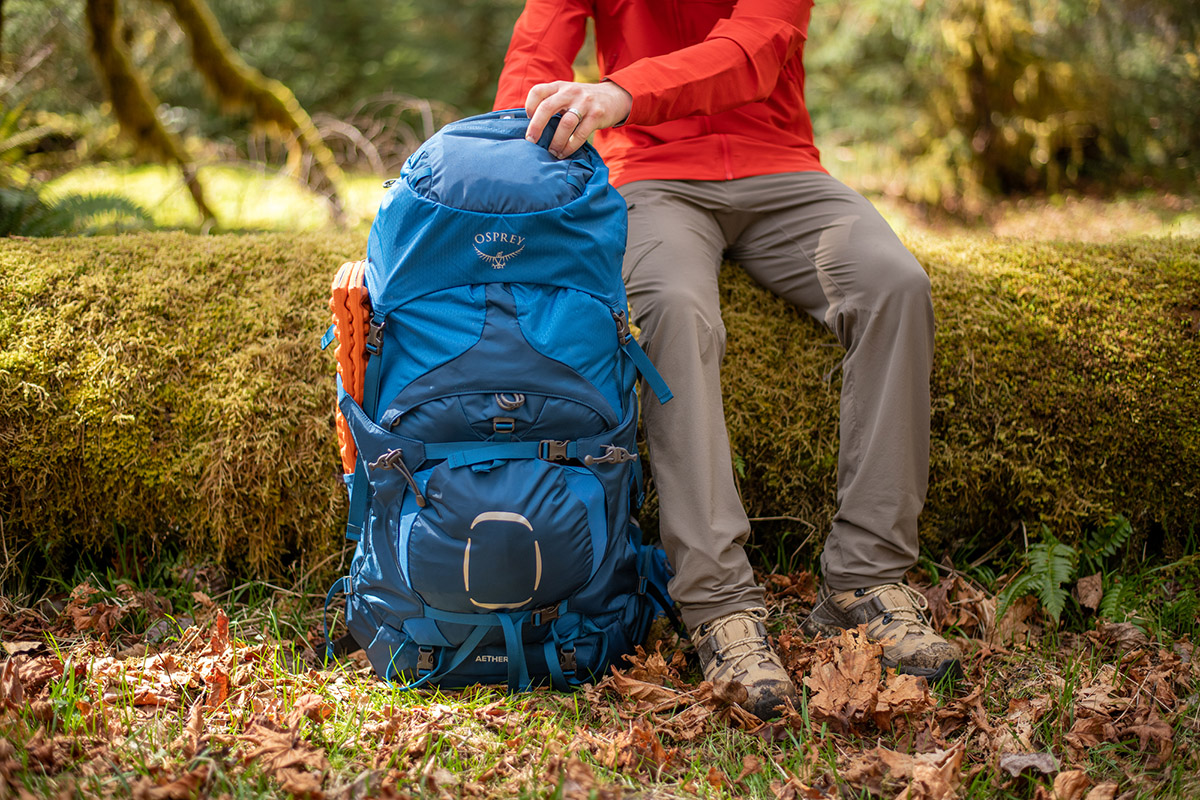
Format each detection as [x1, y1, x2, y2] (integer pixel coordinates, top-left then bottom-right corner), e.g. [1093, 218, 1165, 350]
[1, 232, 1197, 584]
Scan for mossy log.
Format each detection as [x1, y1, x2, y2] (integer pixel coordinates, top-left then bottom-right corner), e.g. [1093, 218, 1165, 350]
[1, 233, 1197, 583]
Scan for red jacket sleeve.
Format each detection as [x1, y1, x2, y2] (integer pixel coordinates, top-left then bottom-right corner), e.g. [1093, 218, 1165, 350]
[609, 0, 811, 125]
[493, 0, 593, 111]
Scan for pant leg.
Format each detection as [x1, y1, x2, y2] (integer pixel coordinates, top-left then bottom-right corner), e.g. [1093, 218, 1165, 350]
[724, 172, 935, 590]
[618, 180, 766, 630]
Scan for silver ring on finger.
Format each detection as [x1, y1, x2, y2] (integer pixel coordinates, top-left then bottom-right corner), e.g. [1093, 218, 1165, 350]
[564, 107, 583, 123]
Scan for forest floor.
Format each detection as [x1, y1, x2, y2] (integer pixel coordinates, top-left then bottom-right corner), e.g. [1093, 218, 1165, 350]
[1, 562, 1196, 799]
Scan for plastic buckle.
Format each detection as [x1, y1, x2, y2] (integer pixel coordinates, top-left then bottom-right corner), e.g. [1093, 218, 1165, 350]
[530, 605, 559, 626]
[493, 417, 515, 434]
[612, 309, 632, 345]
[365, 319, 385, 355]
[558, 646, 577, 674]
[416, 646, 435, 673]
[637, 575, 648, 595]
[538, 440, 570, 462]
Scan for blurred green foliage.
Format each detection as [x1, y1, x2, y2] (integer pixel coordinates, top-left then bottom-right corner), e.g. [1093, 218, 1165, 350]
[807, 0, 1199, 206]
[2, 0, 1196, 206]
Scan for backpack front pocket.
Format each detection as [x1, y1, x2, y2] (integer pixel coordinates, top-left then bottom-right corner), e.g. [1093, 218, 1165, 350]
[401, 459, 607, 614]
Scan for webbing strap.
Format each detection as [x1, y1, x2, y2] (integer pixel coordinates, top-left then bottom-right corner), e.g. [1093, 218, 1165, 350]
[322, 576, 350, 665]
[622, 337, 673, 404]
[544, 639, 569, 692]
[429, 624, 491, 682]
[498, 613, 530, 692]
[320, 323, 336, 351]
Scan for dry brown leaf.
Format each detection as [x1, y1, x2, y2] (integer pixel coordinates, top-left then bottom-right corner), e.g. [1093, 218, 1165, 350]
[706, 765, 728, 790]
[736, 754, 763, 782]
[895, 744, 965, 800]
[771, 776, 826, 800]
[1092, 622, 1150, 651]
[211, 608, 230, 654]
[603, 670, 683, 708]
[1052, 769, 1092, 800]
[992, 595, 1037, 647]
[1066, 714, 1119, 754]
[1083, 782, 1118, 800]
[875, 672, 935, 732]
[998, 752, 1059, 778]
[130, 764, 210, 800]
[841, 747, 912, 795]
[294, 693, 334, 723]
[802, 627, 881, 733]
[0, 659, 24, 712]
[613, 719, 677, 775]
[1074, 574, 1103, 612]
[1, 641, 43, 657]
[656, 702, 712, 742]
[1121, 710, 1173, 765]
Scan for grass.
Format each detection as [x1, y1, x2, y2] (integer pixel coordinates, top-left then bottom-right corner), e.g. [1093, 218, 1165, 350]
[44, 163, 389, 232]
[42, 161, 1200, 243]
[1, 541, 1197, 799]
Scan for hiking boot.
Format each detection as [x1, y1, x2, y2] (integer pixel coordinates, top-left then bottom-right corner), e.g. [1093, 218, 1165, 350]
[804, 583, 962, 681]
[691, 607, 798, 720]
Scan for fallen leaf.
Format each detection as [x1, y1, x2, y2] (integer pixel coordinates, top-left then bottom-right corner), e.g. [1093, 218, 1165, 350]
[706, 765, 727, 789]
[1052, 769, 1091, 800]
[0, 659, 24, 711]
[736, 754, 763, 781]
[1092, 622, 1150, 651]
[603, 670, 683, 707]
[1, 641, 44, 657]
[1066, 715, 1119, 754]
[211, 608, 230, 653]
[802, 627, 881, 733]
[998, 752, 1059, 778]
[1083, 782, 1118, 800]
[293, 693, 334, 723]
[1074, 574, 1103, 612]
[875, 672, 935, 732]
[993, 595, 1037, 647]
[896, 744, 965, 800]
[130, 764, 210, 800]
[1122, 710, 1173, 765]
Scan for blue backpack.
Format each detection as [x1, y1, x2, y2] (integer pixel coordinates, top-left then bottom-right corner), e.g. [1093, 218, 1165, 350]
[322, 110, 675, 692]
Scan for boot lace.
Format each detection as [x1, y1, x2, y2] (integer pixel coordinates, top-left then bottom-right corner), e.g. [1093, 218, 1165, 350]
[697, 607, 770, 668]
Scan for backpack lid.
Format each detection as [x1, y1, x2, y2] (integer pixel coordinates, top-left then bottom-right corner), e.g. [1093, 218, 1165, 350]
[366, 110, 629, 314]
[405, 113, 594, 214]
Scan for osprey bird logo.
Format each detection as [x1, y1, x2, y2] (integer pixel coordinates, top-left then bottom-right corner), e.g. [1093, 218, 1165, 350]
[473, 232, 526, 269]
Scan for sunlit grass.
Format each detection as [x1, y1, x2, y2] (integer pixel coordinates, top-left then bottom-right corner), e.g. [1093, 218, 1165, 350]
[44, 163, 388, 232]
[41, 160, 1200, 243]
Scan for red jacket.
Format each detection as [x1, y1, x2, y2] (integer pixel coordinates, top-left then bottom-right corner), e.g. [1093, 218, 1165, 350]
[493, 0, 825, 187]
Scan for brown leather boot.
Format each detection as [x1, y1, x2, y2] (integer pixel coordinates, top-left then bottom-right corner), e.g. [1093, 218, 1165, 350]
[804, 583, 962, 681]
[691, 607, 798, 720]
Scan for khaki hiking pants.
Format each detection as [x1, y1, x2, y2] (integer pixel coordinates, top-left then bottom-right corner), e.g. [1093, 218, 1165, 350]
[618, 172, 935, 631]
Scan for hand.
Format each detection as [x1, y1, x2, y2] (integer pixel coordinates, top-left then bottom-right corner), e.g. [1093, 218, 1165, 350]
[524, 80, 633, 159]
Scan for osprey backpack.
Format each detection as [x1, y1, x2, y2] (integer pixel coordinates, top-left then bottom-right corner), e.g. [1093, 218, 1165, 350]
[322, 109, 675, 692]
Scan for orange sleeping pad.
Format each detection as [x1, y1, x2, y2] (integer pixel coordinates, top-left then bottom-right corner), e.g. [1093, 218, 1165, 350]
[330, 260, 370, 475]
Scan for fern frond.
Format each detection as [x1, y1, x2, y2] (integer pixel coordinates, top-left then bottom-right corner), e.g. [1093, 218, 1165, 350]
[996, 571, 1038, 621]
[48, 193, 153, 234]
[1087, 515, 1133, 560]
[1027, 528, 1078, 625]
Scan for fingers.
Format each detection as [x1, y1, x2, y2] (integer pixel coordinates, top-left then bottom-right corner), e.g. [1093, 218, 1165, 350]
[548, 106, 592, 159]
[524, 81, 620, 159]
